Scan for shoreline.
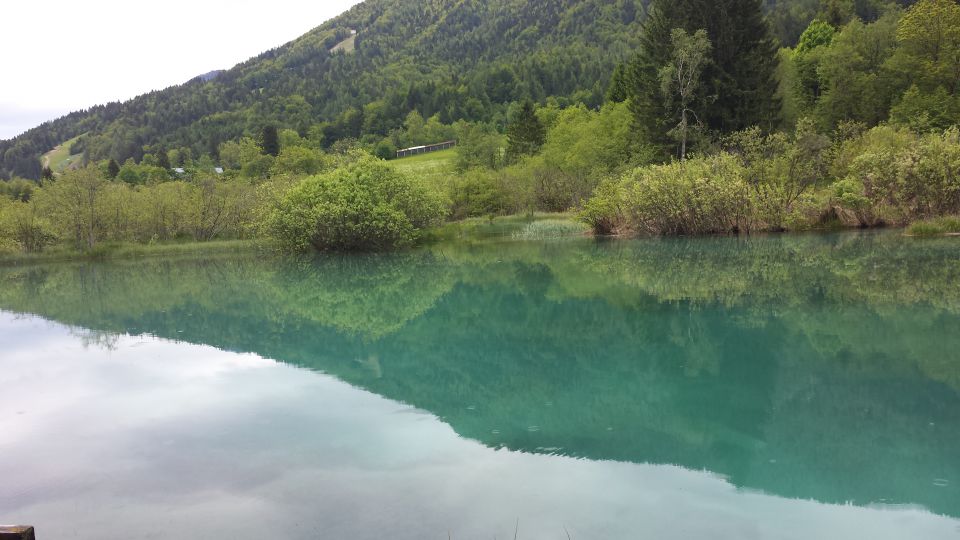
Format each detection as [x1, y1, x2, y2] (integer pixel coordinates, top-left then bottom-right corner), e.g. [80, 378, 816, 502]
[2, 216, 957, 266]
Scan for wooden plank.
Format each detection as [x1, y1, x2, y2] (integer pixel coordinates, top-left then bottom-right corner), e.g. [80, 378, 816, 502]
[0, 526, 35, 540]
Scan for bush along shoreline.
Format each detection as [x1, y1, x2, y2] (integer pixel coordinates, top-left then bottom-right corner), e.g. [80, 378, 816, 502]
[579, 125, 960, 237]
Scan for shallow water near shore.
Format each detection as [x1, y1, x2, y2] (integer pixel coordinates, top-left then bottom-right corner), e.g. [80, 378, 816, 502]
[1, 231, 959, 539]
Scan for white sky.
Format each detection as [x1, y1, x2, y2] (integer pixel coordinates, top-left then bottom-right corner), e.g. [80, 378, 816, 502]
[0, 0, 362, 139]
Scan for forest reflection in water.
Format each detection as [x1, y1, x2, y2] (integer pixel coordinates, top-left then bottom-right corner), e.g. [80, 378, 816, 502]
[0, 230, 958, 537]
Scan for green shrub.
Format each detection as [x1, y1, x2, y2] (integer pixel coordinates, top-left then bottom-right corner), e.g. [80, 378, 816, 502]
[444, 169, 508, 220]
[620, 154, 752, 235]
[579, 179, 624, 235]
[832, 177, 884, 227]
[373, 140, 397, 161]
[579, 155, 752, 236]
[0, 199, 57, 252]
[0, 178, 37, 202]
[265, 154, 446, 251]
[725, 119, 832, 231]
[834, 127, 960, 225]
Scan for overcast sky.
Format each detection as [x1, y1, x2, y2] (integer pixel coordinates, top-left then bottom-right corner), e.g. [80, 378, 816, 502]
[0, 0, 362, 139]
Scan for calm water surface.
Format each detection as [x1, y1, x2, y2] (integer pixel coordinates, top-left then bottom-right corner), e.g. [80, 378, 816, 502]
[1, 231, 959, 539]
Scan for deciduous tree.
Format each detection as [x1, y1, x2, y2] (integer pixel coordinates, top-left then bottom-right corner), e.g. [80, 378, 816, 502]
[660, 29, 712, 160]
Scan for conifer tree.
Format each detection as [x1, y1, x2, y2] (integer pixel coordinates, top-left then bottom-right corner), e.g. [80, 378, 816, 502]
[156, 148, 171, 170]
[627, 0, 782, 157]
[606, 64, 630, 103]
[506, 100, 546, 162]
[261, 125, 281, 157]
[106, 159, 120, 180]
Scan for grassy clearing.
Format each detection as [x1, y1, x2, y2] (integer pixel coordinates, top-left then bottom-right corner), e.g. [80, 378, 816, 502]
[42, 133, 86, 173]
[391, 149, 457, 184]
[0, 239, 262, 266]
[329, 34, 356, 53]
[907, 216, 960, 237]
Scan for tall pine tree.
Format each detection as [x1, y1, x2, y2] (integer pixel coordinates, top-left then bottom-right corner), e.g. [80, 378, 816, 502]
[261, 125, 281, 157]
[506, 100, 546, 163]
[627, 0, 782, 158]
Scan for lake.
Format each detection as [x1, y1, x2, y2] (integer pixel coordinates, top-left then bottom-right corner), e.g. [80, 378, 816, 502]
[1, 231, 959, 539]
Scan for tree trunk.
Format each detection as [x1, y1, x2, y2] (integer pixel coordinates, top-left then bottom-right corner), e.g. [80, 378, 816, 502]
[680, 109, 688, 161]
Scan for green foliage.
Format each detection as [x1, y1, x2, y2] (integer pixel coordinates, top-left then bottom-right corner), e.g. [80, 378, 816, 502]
[271, 146, 326, 176]
[895, 0, 960, 94]
[796, 19, 836, 55]
[261, 126, 281, 157]
[627, 0, 782, 159]
[622, 154, 752, 235]
[785, 2, 960, 131]
[0, 197, 57, 252]
[814, 14, 902, 129]
[579, 179, 625, 234]
[606, 63, 630, 103]
[106, 159, 120, 180]
[793, 20, 835, 109]
[659, 28, 712, 160]
[833, 126, 960, 225]
[583, 154, 751, 236]
[0, 164, 261, 254]
[725, 118, 832, 229]
[521, 102, 640, 212]
[505, 100, 546, 162]
[218, 138, 262, 171]
[890, 85, 960, 131]
[1, 0, 645, 181]
[907, 215, 960, 236]
[0, 178, 37, 202]
[265, 154, 446, 251]
[374, 140, 397, 160]
[455, 123, 504, 171]
[510, 219, 588, 240]
[582, 121, 960, 236]
[443, 169, 509, 220]
[116, 160, 171, 185]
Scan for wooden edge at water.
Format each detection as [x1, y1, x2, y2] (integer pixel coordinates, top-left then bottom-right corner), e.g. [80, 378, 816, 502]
[0, 526, 35, 540]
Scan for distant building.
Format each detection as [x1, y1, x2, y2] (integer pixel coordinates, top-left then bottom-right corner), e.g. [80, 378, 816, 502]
[214, 167, 224, 174]
[395, 140, 457, 159]
[173, 167, 186, 175]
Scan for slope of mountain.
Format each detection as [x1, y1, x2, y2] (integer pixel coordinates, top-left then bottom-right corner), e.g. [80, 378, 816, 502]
[0, 0, 648, 180]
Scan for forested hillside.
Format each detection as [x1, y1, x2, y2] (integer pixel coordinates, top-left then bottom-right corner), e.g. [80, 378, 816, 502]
[0, 0, 648, 180]
[3, 0, 959, 257]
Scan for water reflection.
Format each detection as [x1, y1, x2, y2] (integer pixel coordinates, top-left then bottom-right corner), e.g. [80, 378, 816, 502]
[0, 231, 959, 533]
[1, 314, 957, 540]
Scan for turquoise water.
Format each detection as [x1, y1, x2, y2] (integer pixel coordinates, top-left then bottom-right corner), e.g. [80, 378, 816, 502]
[1, 231, 959, 539]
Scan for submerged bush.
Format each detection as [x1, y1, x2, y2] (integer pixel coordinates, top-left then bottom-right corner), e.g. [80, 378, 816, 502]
[511, 219, 589, 240]
[908, 216, 960, 236]
[266, 155, 446, 251]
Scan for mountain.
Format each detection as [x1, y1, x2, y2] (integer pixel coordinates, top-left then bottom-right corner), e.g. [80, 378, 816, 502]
[0, 0, 649, 180]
